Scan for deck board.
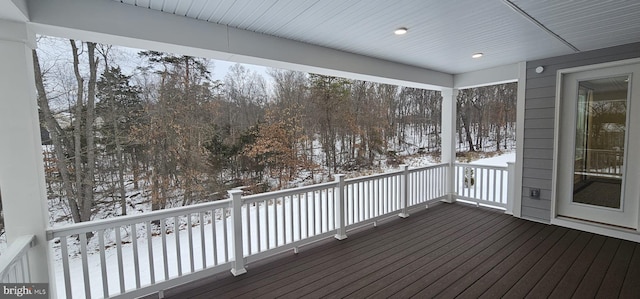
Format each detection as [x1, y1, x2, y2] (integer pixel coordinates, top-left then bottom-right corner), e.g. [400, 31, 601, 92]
[158, 202, 640, 299]
[524, 232, 592, 298]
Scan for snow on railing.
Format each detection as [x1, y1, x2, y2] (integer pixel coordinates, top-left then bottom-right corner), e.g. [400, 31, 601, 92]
[454, 163, 510, 209]
[0, 235, 35, 283]
[47, 162, 507, 299]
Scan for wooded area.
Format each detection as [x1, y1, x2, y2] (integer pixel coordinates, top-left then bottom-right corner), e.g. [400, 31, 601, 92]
[34, 38, 515, 224]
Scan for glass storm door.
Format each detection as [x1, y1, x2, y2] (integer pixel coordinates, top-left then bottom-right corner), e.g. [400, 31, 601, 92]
[557, 63, 640, 229]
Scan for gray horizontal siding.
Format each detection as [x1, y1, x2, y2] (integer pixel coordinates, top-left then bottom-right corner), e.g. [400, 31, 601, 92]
[525, 86, 557, 101]
[523, 158, 553, 170]
[524, 108, 555, 119]
[524, 129, 554, 139]
[522, 197, 551, 209]
[521, 206, 550, 222]
[521, 41, 640, 223]
[524, 138, 554, 149]
[524, 119, 555, 129]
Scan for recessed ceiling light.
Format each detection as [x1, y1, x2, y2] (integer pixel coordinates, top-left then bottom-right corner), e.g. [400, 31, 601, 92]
[472, 53, 484, 59]
[394, 27, 408, 35]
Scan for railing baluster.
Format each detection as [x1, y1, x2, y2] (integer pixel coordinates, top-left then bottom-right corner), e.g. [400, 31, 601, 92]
[60, 237, 71, 298]
[375, 179, 380, 216]
[223, 208, 229, 262]
[272, 197, 277, 247]
[98, 230, 109, 298]
[174, 216, 182, 276]
[115, 227, 125, 294]
[311, 190, 316, 236]
[265, 199, 270, 249]
[212, 210, 218, 266]
[200, 212, 206, 268]
[146, 221, 155, 284]
[79, 233, 91, 299]
[276, 197, 281, 246]
[280, 196, 287, 245]
[348, 184, 353, 225]
[256, 201, 261, 252]
[297, 194, 302, 241]
[161, 219, 169, 280]
[368, 181, 372, 219]
[132, 223, 141, 289]
[23, 254, 30, 283]
[246, 202, 251, 255]
[187, 215, 194, 273]
[478, 167, 483, 202]
[384, 177, 389, 214]
[500, 171, 505, 203]
[324, 190, 329, 232]
[290, 195, 294, 242]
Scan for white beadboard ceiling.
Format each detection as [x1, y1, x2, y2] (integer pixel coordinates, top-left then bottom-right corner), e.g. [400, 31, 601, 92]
[109, 0, 640, 74]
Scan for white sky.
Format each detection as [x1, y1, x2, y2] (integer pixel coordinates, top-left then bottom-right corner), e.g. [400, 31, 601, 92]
[36, 35, 272, 85]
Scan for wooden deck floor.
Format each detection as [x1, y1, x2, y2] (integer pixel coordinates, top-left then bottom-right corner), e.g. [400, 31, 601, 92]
[159, 203, 640, 299]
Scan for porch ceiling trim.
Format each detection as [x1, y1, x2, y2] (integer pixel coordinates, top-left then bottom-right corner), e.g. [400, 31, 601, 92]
[26, 0, 453, 90]
[453, 63, 520, 89]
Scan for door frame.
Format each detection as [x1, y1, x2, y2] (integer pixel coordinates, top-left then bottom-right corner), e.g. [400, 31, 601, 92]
[551, 57, 640, 242]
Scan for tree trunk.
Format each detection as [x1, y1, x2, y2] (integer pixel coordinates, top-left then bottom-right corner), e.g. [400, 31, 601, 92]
[70, 40, 86, 220]
[82, 42, 98, 223]
[32, 49, 82, 224]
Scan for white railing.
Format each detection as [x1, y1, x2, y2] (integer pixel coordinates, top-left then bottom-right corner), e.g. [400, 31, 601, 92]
[47, 200, 233, 299]
[0, 235, 36, 283]
[239, 181, 339, 265]
[454, 163, 509, 209]
[48, 162, 513, 299]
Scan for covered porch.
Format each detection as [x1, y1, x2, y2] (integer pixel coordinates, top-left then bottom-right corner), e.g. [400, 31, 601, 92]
[1, 1, 640, 298]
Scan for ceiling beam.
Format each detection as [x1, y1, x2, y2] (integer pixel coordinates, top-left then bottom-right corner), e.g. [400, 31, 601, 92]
[26, 0, 453, 90]
[453, 63, 520, 89]
[502, 0, 579, 53]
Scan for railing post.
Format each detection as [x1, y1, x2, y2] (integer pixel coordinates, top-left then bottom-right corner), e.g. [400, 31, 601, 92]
[399, 164, 410, 218]
[228, 190, 247, 276]
[334, 174, 347, 240]
[506, 162, 516, 215]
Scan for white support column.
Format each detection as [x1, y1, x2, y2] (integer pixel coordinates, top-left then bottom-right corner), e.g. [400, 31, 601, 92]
[0, 20, 50, 285]
[334, 174, 347, 240]
[441, 88, 458, 203]
[228, 190, 246, 276]
[513, 61, 526, 218]
[398, 165, 409, 218]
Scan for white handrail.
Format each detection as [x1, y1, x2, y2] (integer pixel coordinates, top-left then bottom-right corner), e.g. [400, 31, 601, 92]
[48, 199, 232, 239]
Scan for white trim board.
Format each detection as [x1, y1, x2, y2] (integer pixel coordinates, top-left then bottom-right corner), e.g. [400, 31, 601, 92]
[552, 218, 640, 243]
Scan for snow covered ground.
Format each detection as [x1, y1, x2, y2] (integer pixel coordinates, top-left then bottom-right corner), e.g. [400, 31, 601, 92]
[470, 151, 515, 167]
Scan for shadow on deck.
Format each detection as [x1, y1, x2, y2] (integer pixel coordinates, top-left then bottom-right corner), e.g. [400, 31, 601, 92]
[150, 203, 640, 298]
